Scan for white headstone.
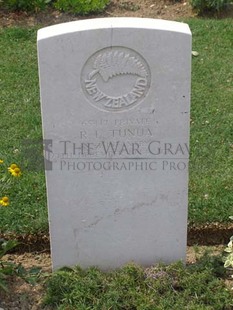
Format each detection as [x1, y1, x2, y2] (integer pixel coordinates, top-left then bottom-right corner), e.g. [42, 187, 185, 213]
[38, 18, 192, 270]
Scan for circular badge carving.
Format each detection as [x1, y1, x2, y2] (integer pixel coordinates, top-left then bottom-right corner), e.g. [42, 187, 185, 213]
[81, 46, 151, 112]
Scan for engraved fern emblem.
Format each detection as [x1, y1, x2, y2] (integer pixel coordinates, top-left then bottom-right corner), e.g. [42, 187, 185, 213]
[91, 51, 148, 82]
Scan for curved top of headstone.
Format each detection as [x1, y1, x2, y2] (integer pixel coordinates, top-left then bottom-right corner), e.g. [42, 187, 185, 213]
[37, 18, 191, 41]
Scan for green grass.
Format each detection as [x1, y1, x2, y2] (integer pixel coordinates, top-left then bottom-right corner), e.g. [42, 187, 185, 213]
[0, 19, 232, 234]
[0, 27, 48, 234]
[43, 255, 233, 309]
[187, 19, 233, 223]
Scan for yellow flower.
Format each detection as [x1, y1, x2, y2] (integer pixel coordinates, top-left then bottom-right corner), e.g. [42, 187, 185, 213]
[8, 163, 18, 173]
[0, 196, 10, 207]
[11, 167, 22, 177]
[0, 159, 3, 164]
[8, 163, 22, 177]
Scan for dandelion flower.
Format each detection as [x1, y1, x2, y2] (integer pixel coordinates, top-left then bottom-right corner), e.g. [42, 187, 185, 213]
[11, 167, 22, 177]
[8, 164, 21, 177]
[8, 163, 18, 173]
[0, 159, 3, 164]
[0, 196, 9, 207]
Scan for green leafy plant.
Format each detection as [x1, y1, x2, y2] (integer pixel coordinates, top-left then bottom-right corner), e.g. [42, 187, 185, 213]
[190, 0, 230, 14]
[0, 239, 19, 291]
[54, 0, 110, 15]
[224, 236, 233, 268]
[1, 0, 52, 12]
[223, 216, 233, 290]
[0, 239, 41, 292]
[119, 1, 140, 11]
[223, 216, 233, 268]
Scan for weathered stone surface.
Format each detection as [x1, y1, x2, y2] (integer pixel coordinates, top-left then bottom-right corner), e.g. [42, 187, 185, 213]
[38, 18, 192, 270]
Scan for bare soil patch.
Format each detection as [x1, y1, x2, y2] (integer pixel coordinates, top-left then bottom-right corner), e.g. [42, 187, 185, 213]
[1, 0, 232, 29]
[0, 253, 52, 310]
[1, 222, 233, 255]
[0, 0, 195, 28]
